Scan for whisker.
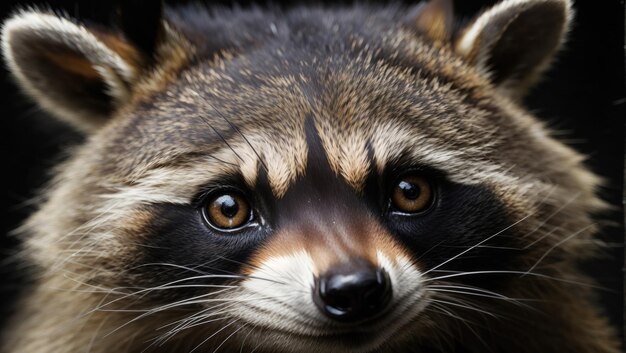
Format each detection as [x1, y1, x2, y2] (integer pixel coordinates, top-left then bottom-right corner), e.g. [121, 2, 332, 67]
[423, 212, 535, 276]
[212, 323, 247, 353]
[429, 298, 499, 319]
[189, 319, 240, 353]
[239, 326, 254, 353]
[133, 260, 290, 287]
[109, 293, 294, 341]
[427, 302, 484, 329]
[520, 191, 580, 240]
[426, 287, 538, 314]
[249, 328, 274, 353]
[198, 114, 245, 166]
[100, 290, 241, 337]
[427, 285, 531, 304]
[214, 256, 284, 283]
[523, 223, 596, 275]
[425, 270, 608, 290]
[156, 301, 238, 332]
[81, 274, 249, 315]
[426, 302, 491, 351]
[415, 238, 449, 262]
[153, 316, 231, 348]
[200, 98, 269, 173]
[154, 297, 275, 344]
[130, 262, 217, 275]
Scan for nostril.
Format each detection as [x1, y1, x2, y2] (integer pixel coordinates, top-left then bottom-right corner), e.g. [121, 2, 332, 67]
[325, 287, 352, 310]
[314, 267, 392, 322]
[365, 269, 392, 307]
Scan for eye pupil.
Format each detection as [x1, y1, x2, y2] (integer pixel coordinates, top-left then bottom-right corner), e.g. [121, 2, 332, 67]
[204, 192, 251, 231]
[398, 181, 421, 200]
[390, 175, 433, 214]
[218, 196, 239, 218]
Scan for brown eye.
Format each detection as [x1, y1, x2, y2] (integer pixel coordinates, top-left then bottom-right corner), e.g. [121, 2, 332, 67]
[391, 175, 433, 214]
[204, 192, 251, 230]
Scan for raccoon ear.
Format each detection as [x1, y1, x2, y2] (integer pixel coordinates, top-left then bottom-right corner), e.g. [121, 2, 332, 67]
[1, 9, 160, 133]
[407, 0, 454, 43]
[454, 0, 572, 98]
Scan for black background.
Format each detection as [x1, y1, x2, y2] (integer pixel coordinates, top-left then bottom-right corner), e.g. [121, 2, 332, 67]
[2, 0, 624, 345]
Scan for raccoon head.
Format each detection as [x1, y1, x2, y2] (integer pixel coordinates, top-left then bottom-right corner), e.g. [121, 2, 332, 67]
[3, 0, 608, 352]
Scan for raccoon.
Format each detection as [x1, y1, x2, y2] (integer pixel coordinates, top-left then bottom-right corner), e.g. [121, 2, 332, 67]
[1, 0, 622, 352]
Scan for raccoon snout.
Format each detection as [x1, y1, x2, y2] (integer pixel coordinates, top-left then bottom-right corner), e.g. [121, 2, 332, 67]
[313, 264, 392, 323]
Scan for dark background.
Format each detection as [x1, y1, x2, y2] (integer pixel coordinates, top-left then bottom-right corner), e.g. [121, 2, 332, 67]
[2, 0, 624, 346]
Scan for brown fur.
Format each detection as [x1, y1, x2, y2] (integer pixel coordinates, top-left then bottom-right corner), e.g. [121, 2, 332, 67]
[1, 1, 621, 352]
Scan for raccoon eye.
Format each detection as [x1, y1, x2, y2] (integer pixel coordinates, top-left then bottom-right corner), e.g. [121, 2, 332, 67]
[203, 192, 252, 231]
[390, 175, 433, 214]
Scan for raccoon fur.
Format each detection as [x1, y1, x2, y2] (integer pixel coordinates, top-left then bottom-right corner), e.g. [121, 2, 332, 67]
[1, 0, 622, 352]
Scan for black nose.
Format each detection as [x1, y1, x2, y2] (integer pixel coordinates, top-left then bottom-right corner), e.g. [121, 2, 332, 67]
[313, 265, 392, 322]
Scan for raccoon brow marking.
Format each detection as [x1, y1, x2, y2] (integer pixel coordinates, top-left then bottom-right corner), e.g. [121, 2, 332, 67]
[146, 150, 238, 171]
[196, 114, 246, 166]
[202, 150, 239, 168]
[199, 95, 269, 174]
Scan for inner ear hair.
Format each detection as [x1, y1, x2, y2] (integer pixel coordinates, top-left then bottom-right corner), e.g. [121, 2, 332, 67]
[1, 10, 142, 132]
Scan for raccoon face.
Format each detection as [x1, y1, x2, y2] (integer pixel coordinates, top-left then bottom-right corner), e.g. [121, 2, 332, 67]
[2, 0, 605, 352]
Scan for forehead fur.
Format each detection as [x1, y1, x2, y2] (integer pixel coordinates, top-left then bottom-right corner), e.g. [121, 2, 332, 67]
[86, 4, 593, 206]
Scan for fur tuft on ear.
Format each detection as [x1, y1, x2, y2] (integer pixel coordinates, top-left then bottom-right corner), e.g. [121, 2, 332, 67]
[455, 0, 572, 99]
[2, 10, 144, 132]
[407, 0, 455, 44]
